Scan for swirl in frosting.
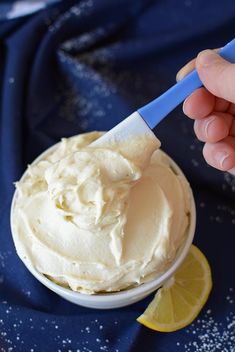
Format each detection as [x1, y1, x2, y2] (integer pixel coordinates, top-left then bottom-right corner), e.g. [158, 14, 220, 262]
[12, 132, 191, 293]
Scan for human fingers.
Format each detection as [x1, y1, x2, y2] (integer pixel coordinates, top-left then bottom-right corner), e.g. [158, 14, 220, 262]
[176, 48, 219, 81]
[214, 97, 230, 112]
[183, 87, 215, 119]
[196, 50, 235, 104]
[194, 112, 233, 143]
[203, 136, 235, 171]
[228, 103, 235, 115]
[176, 58, 196, 81]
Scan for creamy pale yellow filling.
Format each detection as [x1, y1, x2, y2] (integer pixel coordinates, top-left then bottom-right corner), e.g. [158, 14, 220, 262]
[12, 132, 191, 294]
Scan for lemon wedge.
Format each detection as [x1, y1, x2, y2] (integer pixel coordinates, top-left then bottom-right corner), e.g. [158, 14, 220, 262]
[137, 245, 212, 332]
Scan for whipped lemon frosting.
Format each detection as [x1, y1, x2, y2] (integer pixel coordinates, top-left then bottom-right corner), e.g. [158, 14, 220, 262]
[12, 132, 191, 294]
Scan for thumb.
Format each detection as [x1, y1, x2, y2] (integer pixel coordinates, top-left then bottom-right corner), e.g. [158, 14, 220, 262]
[196, 49, 235, 104]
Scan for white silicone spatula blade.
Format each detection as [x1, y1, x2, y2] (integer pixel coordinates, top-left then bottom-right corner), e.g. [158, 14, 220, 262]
[91, 111, 160, 168]
[91, 112, 157, 146]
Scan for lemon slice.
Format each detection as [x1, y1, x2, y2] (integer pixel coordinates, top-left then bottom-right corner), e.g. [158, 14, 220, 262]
[137, 245, 212, 332]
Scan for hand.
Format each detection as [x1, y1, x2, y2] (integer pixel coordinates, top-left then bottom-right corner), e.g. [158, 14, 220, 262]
[177, 49, 235, 175]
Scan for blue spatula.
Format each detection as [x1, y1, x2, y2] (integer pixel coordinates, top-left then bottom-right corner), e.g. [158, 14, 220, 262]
[92, 39, 235, 154]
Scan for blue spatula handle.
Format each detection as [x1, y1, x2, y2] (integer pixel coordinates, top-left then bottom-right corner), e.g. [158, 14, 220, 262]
[138, 38, 235, 129]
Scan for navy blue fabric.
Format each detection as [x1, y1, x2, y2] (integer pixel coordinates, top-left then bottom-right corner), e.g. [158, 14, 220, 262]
[0, 1, 60, 20]
[0, 1, 235, 351]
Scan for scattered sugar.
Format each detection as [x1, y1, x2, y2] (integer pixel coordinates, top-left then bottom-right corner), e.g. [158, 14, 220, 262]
[22, 289, 31, 297]
[48, 0, 94, 33]
[226, 296, 234, 304]
[0, 251, 12, 268]
[224, 172, 235, 192]
[215, 216, 223, 223]
[209, 215, 223, 224]
[180, 290, 235, 351]
[191, 159, 199, 167]
[215, 204, 235, 226]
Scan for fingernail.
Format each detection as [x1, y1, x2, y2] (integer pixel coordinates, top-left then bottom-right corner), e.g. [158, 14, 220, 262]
[176, 69, 184, 81]
[197, 50, 218, 67]
[215, 150, 230, 169]
[182, 97, 190, 115]
[205, 117, 216, 139]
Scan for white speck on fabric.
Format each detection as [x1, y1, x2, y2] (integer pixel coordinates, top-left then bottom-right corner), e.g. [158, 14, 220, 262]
[8, 77, 15, 84]
[177, 287, 235, 351]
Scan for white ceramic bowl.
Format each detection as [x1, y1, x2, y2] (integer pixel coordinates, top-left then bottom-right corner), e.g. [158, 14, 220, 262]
[11, 143, 196, 309]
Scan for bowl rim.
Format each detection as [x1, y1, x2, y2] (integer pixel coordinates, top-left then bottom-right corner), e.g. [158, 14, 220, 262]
[10, 140, 196, 303]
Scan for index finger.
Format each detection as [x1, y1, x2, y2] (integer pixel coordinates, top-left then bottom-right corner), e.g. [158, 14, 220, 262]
[176, 58, 196, 81]
[176, 48, 220, 82]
